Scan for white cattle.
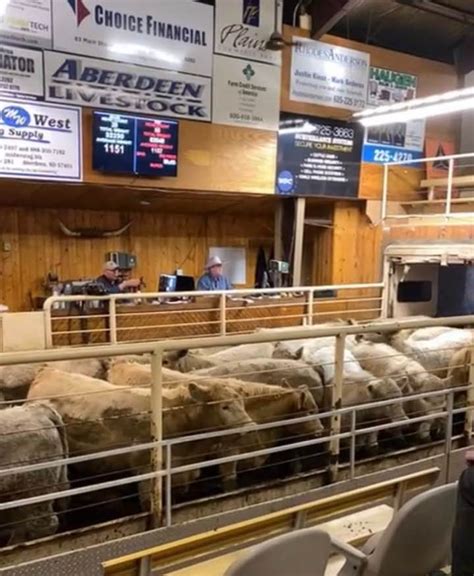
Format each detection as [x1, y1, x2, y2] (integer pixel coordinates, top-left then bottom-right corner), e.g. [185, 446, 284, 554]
[0, 402, 69, 545]
[107, 362, 195, 388]
[390, 328, 473, 377]
[28, 368, 257, 505]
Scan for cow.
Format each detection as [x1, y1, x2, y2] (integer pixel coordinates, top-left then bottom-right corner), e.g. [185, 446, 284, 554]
[166, 343, 276, 373]
[27, 368, 257, 506]
[350, 339, 450, 441]
[0, 402, 69, 545]
[193, 358, 324, 408]
[390, 327, 473, 378]
[107, 361, 196, 388]
[306, 345, 408, 453]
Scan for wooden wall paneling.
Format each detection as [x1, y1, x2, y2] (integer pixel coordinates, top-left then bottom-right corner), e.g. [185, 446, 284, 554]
[82, 112, 278, 195]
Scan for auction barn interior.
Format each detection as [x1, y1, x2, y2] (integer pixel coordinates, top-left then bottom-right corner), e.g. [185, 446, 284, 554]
[0, 0, 473, 575]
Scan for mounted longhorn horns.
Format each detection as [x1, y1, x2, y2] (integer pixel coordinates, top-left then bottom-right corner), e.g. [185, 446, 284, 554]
[58, 220, 133, 238]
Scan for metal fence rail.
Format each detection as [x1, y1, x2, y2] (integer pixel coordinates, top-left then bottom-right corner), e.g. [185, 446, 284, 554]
[42, 282, 385, 348]
[381, 151, 474, 225]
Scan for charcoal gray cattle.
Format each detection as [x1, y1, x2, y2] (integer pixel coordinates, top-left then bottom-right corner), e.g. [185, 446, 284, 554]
[0, 402, 69, 545]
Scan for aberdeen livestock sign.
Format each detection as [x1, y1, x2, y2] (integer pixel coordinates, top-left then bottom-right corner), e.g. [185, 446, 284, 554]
[44, 52, 211, 121]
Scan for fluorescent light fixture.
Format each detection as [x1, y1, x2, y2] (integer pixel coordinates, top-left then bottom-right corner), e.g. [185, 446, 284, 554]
[0, 0, 9, 18]
[354, 86, 474, 127]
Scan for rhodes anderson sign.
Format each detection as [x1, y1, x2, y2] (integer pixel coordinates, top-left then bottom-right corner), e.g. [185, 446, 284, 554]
[44, 51, 211, 121]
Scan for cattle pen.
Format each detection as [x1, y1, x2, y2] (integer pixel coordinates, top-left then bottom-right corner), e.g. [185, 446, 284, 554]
[0, 314, 473, 575]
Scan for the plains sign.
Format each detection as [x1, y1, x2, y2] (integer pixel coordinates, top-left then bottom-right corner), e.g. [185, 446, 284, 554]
[0, 98, 82, 181]
[215, 0, 282, 65]
[52, 0, 214, 77]
[0, 45, 44, 100]
[0, 0, 52, 48]
[44, 51, 212, 121]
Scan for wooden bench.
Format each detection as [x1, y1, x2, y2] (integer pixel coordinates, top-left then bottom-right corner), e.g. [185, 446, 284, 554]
[420, 175, 474, 200]
[102, 468, 440, 576]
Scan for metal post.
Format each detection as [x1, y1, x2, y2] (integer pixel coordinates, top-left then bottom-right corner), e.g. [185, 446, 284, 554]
[445, 157, 454, 217]
[329, 334, 346, 482]
[381, 163, 389, 221]
[445, 392, 454, 483]
[350, 410, 356, 480]
[108, 298, 117, 345]
[138, 556, 151, 576]
[307, 289, 314, 326]
[165, 444, 172, 527]
[464, 347, 474, 441]
[219, 293, 227, 335]
[150, 348, 164, 528]
[44, 302, 53, 349]
[274, 200, 284, 261]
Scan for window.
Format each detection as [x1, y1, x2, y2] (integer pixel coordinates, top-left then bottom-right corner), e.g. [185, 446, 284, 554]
[397, 281, 432, 303]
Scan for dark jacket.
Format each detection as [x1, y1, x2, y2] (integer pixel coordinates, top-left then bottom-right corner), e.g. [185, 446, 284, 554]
[452, 466, 474, 576]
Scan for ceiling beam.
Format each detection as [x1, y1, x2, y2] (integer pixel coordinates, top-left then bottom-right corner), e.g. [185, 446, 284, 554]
[396, 0, 474, 25]
[310, 0, 363, 39]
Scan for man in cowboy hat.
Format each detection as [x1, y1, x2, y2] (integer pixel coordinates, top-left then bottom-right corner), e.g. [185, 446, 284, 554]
[452, 449, 474, 576]
[197, 256, 233, 291]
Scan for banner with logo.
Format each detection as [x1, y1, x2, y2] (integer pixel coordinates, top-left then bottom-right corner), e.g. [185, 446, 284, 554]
[0, 99, 82, 181]
[52, 0, 213, 77]
[0, 0, 51, 48]
[276, 114, 364, 197]
[44, 51, 212, 121]
[362, 66, 425, 164]
[0, 45, 44, 100]
[290, 38, 369, 111]
[212, 55, 280, 131]
[215, 0, 282, 65]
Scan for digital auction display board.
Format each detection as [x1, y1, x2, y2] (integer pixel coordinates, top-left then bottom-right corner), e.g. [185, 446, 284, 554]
[276, 113, 364, 198]
[92, 111, 179, 177]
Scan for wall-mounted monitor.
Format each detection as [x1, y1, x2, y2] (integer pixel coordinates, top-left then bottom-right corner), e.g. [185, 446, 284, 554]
[92, 111, 179, 177]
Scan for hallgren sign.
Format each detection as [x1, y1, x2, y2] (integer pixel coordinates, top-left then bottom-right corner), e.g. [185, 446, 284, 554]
[215, 0, 282, 65]
[52, 0, 213, 77]
[0, 98, 82, 181]
[44, 52, 212, 121]
[290, 37, 370, 111]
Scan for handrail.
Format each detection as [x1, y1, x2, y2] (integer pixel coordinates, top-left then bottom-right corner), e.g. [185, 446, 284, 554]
[42, 282, 385, 348]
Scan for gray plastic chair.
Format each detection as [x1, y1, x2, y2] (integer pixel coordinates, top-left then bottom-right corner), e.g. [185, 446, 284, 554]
[333, 483, 457, 576]
[224, 528, 331, 576]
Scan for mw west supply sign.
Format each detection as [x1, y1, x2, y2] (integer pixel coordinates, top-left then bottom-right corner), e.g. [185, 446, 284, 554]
[0, 99, 82, 181]
[214, 0, 282, 65]
[44, 51, 212, 121]
[290, 38, 370, 111]
[52, 0, 213, 77]
[0, 0, 52, 48]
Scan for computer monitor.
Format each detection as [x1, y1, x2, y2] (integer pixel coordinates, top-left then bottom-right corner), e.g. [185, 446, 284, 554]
[158, 274, 177, 292]
[175, 275, 195, 292]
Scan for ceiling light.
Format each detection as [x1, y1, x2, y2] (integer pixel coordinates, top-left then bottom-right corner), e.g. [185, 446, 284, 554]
[354, 86, 474, 127]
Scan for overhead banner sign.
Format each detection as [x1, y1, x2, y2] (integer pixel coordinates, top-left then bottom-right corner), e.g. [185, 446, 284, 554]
[363, 66, 425, 164]
[215, 0, 281, 65]
[290, 37, 369, 111]
[44, 51, 212, 122]
[276, 114, 364, 198]
[0, 0, 52, 48]
[0, 45, 44, 100]
[212, 55, 280, 131]
[52, 0, 213, 77]
[0, 99, 82, 181]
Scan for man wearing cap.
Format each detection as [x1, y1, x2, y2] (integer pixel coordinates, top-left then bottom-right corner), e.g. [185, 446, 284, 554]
[452, 449, 474, 576]
[197, 256, 233, 291]
[96, 261, 141, 294]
